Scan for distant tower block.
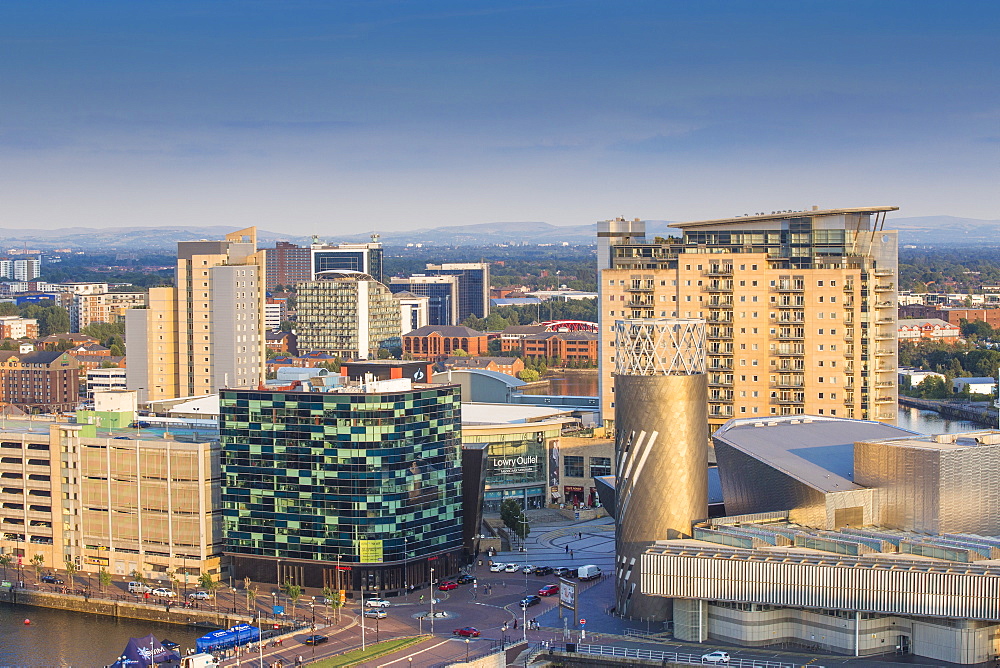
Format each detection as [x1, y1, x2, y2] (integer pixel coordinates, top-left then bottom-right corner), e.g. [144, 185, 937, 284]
[613, 318, 708, 620]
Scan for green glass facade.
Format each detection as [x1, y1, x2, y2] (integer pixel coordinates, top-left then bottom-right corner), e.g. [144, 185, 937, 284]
[220, 383, 464, 591]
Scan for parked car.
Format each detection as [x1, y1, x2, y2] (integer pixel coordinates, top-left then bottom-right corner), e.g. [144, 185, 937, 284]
[504, 563, 519, 573]
[521, 564, 535, 574]
[701, 651, 730, 664]
[489, 562, 506, 572]
[40, 574, 64, 585]
[365, 598, 391, 608]
[553, 567, 575, 578]
[534, 566, 554, 576]
[364, 609, 387, 619]
[151, 588, 177, 598]
[304, 635, 329, 646]
[519, 594, 541, 608]
[188, 591, 210, 600]
[456, 574, 475, 584]
[437, 581, 458, 591]
[453, 627, 480, 638]
[538, 584, 559, 597]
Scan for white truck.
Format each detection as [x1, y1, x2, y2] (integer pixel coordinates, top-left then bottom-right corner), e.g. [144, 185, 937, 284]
[578, 564, 601, 581]
[180, 655, 218, 668]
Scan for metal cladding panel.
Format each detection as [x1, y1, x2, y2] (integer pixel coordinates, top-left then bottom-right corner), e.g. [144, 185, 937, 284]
[714, 439, 828, 518]
[615, 373, 707, 618]
[642, 550, 1000, 621]
[857, 439, 1000, 535]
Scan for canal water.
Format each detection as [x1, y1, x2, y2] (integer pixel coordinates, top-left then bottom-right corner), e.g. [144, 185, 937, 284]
[0, 602, 208, 667]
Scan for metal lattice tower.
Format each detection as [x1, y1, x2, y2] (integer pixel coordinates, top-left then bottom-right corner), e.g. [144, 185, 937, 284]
[614, 319, 706, 376]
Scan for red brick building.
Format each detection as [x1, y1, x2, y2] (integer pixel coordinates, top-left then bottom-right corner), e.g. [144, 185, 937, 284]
[0, 351, 80, 411]
[402, 325, 489, 361]
[437, 356, 524, 377]
[521, 331, 599, 364]
[899, 305, 1000, 328]
[897, 318, 962, 342]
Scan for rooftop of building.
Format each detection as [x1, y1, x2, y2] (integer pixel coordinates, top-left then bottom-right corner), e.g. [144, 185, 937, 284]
[650, 516, 1000, 573]
[460, 402, 574, 425]
[671, 206, 900, 229]
[714, 415, 918, 493]
[522, 331, 598, 341]
[0, 416, 218, 444]
[897, 318, 957, 327]
[863, 430, 1000, 451]
[404, 325, 486, 337]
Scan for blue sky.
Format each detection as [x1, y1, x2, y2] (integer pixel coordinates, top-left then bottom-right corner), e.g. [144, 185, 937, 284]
[1, 1, 997, 233]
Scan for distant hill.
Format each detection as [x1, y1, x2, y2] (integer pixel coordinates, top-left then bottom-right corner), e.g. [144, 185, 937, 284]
[0, 215, 996, 251]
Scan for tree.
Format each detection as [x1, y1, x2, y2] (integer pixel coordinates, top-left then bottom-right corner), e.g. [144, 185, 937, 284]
[98, 568, 112, 593]
[198, 572, 220, 604]
[30, 554, 44, 580]
[0, 302, 19, 317]
[500, 498, 528, 546]
[167, 569, 180, 595]
[244, 576, 259, 612]
[64, 559, 78, 589]
[130, 569, 145, 586]
[0, 553, 12, 580]
[916, 375, 951, 399]
[322, 585, 343, 622]
[517, 369, 540, 382]
[451, 349, 469, 357]
[282, 579, 303, 619]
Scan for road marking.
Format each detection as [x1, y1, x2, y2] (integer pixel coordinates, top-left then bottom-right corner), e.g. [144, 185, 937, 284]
[376, 639, 451, 667]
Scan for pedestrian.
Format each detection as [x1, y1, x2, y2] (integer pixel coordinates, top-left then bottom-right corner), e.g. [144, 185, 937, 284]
[564, 545, 569, 553]
[570, 549, 574, 558]
[513, 619, 518, 630]
[296, 656, 303, 667]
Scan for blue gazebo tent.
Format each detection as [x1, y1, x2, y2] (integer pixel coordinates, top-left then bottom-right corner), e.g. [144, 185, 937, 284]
[110, 634, 181, 667]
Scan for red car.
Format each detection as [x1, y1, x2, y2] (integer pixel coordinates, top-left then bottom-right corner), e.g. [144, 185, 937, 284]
[438, 581, 458, 591]
[538, 584, 559, 597]
[453, 627, 480, 637]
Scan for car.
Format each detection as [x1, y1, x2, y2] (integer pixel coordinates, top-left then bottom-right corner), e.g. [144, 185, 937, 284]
[456, 574, 475, 584]
[453, 627, 480, 638]
[365, 598, 391, 608]
[127, 581, 152, 594]
[538, 584, 559, 597]
[534, 566, 554, 576]
[701, 651, 730, 664]
[504, 563, 519, 573]
[521, 564, 536, 574]
[519, 594, 541, 608]
[554, 567, 575, 577]
[363, 609, 387, 619]
[489, 562, 505, 572]
[188, 591, 210, 600]
[304, 635, 329, 646]
[151, 588, 177, 598]
[40, 574, 65, 585]
[437, 581, 458, 591]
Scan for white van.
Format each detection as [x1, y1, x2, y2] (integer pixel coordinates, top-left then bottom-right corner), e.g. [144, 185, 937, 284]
[577, 565, 601, 581]
[128, 581, 153, 594]
[181, 654, 219, 668]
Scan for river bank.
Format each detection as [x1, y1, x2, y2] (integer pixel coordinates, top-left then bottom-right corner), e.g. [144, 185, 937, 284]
[898, 397, 999, 428]
[0, 584, 250, 629]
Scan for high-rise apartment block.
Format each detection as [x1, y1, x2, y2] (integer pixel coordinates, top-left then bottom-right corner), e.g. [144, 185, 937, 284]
[394, 291, 430, 334]
[220, 369, 464, 591]
[70, 291, 147, 332]
[295, 271, 402, 359]
[126, 228, 265, 402]
[389, 275, 460, 326]
[0, 259, 42, 281]
[262, 237, 384, 292]
[598, 207, 899, 429]
[263, 241, 311, 291]
[424, 263, 490, 321]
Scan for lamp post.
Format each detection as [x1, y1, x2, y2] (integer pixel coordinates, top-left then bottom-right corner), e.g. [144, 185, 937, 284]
[429, 567, 435, 633]
[403, 536, 408, 599]
[465, 638, 470, 662]
[361, 580, 366, 651]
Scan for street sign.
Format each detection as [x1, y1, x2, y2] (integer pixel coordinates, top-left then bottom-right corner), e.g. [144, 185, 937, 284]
[579, 618, 586, 625]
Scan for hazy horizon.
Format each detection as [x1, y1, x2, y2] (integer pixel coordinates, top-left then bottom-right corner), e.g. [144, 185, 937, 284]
[2, 1, 997, 234]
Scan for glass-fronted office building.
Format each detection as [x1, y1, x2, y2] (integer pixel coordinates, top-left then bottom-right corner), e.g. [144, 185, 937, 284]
[220, 379, 464, 594]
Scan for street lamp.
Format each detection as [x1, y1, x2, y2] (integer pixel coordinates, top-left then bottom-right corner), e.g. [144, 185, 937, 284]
[465, 638, 470, 662]
[429, 567, 435, 633]
[403, 536, 408, 599]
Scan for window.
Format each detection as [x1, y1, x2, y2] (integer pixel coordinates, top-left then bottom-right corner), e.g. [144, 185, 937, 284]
[563, 456, 584, 478]
[589, 457, 612, 477]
